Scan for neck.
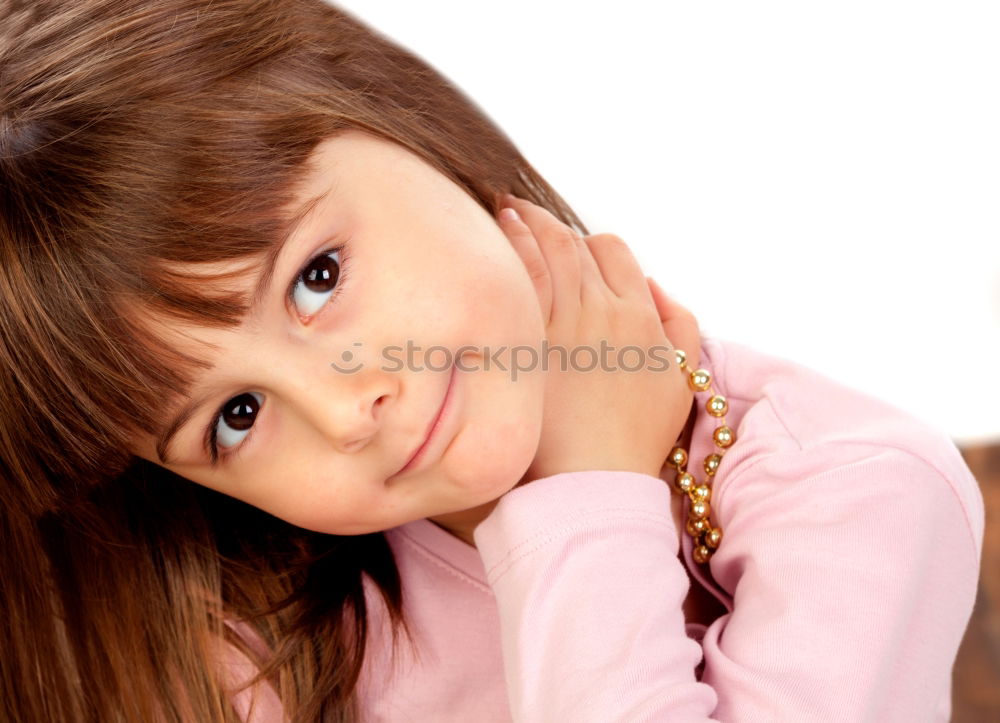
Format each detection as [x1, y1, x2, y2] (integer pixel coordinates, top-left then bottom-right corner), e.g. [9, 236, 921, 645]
[428, 497, 500, 548]
[433, 397, 702, 550]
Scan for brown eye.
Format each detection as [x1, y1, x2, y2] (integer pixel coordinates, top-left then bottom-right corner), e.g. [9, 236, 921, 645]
[292, 248, 343, 316]
[215, 391, 263, 450]
[304, 253, 340, 291]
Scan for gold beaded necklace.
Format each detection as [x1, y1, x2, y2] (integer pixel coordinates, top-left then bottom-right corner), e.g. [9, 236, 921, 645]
[666, 348, 735, 564]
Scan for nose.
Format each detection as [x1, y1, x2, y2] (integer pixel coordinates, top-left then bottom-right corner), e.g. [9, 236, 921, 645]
[321, 376, 393, 453]
[292, 344, 396, 454]
[331, 389, 391, 453]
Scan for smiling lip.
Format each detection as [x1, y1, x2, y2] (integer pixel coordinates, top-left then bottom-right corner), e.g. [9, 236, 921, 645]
[394, 364, 457, 477]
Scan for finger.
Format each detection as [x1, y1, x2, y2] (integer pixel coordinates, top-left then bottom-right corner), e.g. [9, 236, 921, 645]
[582, 233, 650, 301]
[646, 277, 701, 370]
[498, 206, 553, 325]
[503, 195, 581, 326]
[574, 234, 612, 307]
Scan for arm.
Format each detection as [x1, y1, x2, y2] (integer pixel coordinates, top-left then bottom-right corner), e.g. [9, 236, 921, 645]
[473, 470, 721, 722]
[699, 444, 982, 722]
[473, 446, 982, 723]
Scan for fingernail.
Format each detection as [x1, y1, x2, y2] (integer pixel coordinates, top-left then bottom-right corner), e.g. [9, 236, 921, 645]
[499, 207, 520, 223]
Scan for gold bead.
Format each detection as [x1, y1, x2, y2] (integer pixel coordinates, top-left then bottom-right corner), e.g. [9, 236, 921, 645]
[688, 368, 711, 392]
[707, 394, 728, 417]
[713, 425, 735, 448]
[692, 484, 711, 503]
[693, 545, 713, 564]
[689, 499, 710, 520]
[686, 517, 709, 537]
[664, 353, 727, 563]
[669, 446, 688, 468]
[673, 471, 695, 494]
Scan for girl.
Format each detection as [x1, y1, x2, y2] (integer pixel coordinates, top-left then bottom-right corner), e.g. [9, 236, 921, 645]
[0, 1, 983, 721]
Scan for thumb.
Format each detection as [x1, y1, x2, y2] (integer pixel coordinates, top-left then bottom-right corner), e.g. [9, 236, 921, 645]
[645, 277, 701, 372]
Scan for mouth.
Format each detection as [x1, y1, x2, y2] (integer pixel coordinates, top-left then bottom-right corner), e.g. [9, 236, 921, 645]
[393, 363, 458, 477]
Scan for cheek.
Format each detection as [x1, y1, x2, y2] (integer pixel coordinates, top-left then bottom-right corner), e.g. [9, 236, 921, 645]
[217, 452, 381, 535]
[443, 357, 545, 501]
[454, 263, 545, 348]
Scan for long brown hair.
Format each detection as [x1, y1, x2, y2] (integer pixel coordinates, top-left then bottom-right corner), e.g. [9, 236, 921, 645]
[0, 0, 588, 720]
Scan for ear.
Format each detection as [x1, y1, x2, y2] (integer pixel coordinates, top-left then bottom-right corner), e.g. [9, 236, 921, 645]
[645, 277, 702, 372]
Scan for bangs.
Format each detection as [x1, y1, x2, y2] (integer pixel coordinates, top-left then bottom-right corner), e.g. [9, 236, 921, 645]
[0, 107, 343, 501]
[106, 187, 335, 446]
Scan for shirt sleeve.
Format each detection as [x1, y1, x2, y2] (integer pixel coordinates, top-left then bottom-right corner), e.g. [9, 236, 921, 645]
[698, 444, 982, 722]
[473, 469, 721, 722]
[473, 448, 983, 723]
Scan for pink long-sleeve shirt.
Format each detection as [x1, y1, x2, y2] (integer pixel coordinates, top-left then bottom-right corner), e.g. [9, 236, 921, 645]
[227, 335, 985, 722]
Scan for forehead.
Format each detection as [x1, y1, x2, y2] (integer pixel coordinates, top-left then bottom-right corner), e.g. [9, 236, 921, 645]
[295, 130, 447, 204]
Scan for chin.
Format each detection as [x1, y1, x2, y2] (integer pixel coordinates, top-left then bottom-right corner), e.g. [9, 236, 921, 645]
[464, 459, 530, 501]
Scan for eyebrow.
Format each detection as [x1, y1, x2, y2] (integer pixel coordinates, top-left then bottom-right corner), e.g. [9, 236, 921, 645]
[155, 188, 333, 466]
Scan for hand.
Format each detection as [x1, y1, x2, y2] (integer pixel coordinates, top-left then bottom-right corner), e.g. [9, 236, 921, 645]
[646, 276, 702, 391]
[498, 194, 699, 484]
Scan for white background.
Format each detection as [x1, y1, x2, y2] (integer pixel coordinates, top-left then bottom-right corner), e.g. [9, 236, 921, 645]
[332, 0, 1000, 446]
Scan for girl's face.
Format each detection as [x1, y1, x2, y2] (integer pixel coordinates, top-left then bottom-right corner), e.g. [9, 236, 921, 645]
[131, 130, 547, 537]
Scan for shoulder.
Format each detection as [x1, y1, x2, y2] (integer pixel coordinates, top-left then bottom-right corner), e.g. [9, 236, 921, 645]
[216, 619, 284, 722]
[699, 335, 984, 559]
